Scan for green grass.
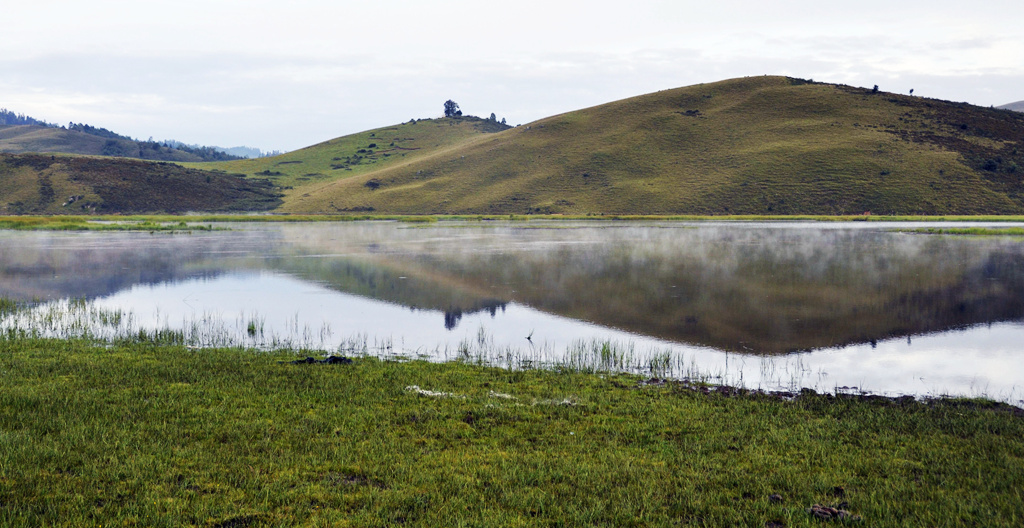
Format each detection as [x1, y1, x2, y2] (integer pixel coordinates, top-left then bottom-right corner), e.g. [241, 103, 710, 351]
[0, 216, 220, 232]
[7, 213, 1024, 231]
[188, 116, 510, 195]
[1, 336, 1022, 527]
[283, 76, 1024, 216]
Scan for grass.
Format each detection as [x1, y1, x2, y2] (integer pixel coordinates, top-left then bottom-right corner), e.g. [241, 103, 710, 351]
[278, 76, 1024, 216]
[0, 216, 221, 232]
[187, 116, 510, 193]
[6, 213, 1024, 231]
[0, 336, 1021, 526]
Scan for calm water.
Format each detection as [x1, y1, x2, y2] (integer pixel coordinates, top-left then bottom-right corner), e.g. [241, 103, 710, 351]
[2, 220, 1023, 404]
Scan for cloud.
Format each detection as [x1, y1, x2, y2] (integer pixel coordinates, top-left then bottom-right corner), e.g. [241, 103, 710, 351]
[3, 0, 1023, 153]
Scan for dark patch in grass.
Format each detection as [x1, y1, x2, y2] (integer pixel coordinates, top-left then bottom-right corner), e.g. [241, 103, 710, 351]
[212, 515, 263, 528]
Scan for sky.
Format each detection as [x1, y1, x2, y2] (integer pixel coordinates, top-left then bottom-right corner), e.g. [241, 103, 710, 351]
[2, 0, 1022, 153]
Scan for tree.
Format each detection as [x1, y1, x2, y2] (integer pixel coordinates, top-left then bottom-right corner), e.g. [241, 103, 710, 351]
[489, 113, 497, 122]
[444, 100, 460, 118]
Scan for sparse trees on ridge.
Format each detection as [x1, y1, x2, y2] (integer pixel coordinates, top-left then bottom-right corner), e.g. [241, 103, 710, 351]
[444, 100, 461, 118]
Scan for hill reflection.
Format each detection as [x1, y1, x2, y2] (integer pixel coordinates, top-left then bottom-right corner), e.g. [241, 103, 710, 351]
[4, 222, 1024, 355]
[272, 223, 1024, 353]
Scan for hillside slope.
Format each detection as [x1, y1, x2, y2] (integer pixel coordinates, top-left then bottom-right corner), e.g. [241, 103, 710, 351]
[0, 154, 281, 214]
[285, 76, 1024, 215]
[0, 125, 238, 162]
[1000, 101, 1024, 112]
[191, 116, 511, 207]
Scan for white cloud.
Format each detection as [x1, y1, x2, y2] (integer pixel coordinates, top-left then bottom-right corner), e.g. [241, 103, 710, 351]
[2, 1, 1022, 151]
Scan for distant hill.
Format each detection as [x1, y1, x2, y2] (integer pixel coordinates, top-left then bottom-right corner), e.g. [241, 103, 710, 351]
[275, 76, 1024, 215]
[0, 153, 282, 214]
[163, 141, 280, 159]
[999, 101, 1024, 112]
[0, 125, 245, 162]
[0, 108, 244, 162]
[6, 77, 1024, 216]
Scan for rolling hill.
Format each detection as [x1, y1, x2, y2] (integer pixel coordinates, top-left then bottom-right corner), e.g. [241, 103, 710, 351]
[0, 124, 241, 162]
[1000, 101, 1024, 112]
[0, 154, 281, 214]
[183, 115, 512, 202]
[4, 76, 1024, 215]
[276, 76, 1024, 215]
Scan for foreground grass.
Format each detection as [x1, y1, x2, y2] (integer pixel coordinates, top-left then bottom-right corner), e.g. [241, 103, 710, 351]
[1, 338, 1022, 526]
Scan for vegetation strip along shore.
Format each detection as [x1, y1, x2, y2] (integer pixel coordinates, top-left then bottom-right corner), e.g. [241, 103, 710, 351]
[6, 214, 1024, 232]
[0, 337, 1021, 526]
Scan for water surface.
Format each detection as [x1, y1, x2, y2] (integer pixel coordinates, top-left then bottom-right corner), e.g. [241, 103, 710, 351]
[2, 221, 1022, 404]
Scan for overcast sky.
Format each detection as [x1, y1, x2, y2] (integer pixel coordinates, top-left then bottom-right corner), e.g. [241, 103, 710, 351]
[2, 1, 1022, 152]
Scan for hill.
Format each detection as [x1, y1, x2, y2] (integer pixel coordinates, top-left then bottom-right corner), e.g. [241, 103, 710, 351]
[0, 115, 508, 215]
[999, 100, 1024, 112]
[278, 76, 1024, 215]
[0, 154, 282, 214]
[5, 77, 1024, 216]
[0, 124, 242, 162]
[187, 115, 511, 210]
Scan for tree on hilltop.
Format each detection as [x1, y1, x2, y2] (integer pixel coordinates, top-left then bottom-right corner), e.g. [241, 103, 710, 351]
[444, 100, 461, 118]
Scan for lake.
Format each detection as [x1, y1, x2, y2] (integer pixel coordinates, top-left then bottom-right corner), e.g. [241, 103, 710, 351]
[2, 220, 1023, 405]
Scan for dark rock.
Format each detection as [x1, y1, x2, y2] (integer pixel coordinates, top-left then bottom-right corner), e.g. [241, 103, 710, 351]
[808, 504, 861, 521]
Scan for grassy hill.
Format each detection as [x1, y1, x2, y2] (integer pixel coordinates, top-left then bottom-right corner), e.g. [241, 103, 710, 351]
[282, 76, 1024, 215]
[187, 116, 511, 210]
[0, 154, 281, 214]
[0, 125, 238, 162]
[4, 76, 1024, 215]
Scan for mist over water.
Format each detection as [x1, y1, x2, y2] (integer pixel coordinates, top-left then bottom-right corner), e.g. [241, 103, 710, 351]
[2, 221, 1023, 404]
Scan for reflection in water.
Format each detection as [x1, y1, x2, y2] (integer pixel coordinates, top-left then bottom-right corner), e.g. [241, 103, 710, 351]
[273, 222, 1024, 353]
[2, 221, 1024, 403]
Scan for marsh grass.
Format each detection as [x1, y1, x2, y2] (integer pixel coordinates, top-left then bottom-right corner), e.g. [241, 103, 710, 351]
[1, 335, 1022, 527]
[7, 213, 1024, 232]
[0, 216, 219, 232]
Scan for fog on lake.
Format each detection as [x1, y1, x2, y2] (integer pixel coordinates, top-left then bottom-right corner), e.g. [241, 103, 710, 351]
[2, 220, 1023, 405]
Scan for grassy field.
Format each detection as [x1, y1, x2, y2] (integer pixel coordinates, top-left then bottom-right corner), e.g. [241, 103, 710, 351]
[0, 336, 1022, 527]
[186, 116, 510, 198]
[6, 213, 1024, 231]
[0, 216, 223, 232]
